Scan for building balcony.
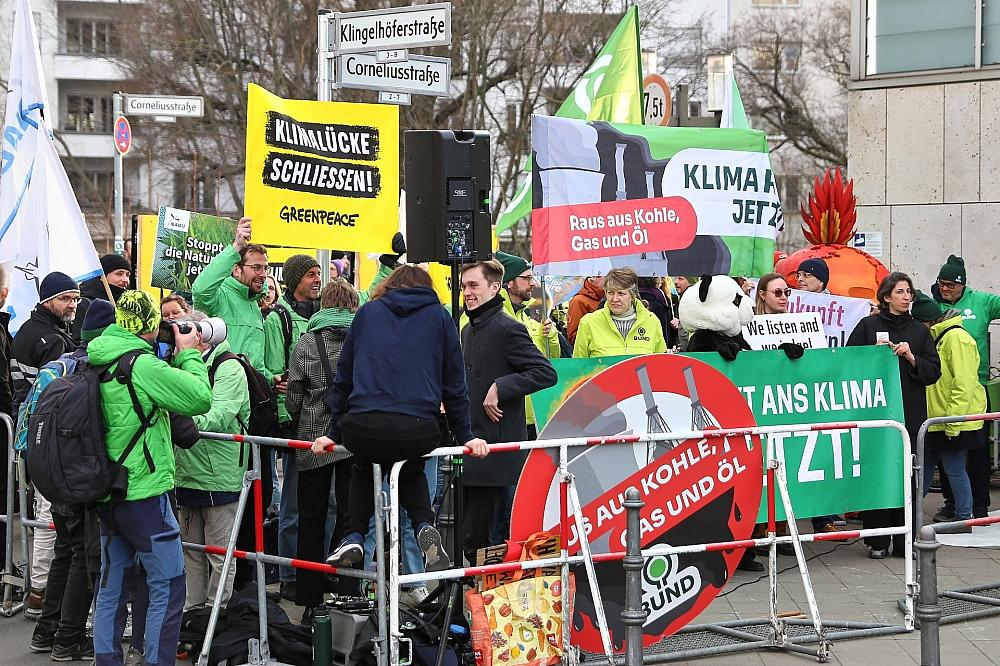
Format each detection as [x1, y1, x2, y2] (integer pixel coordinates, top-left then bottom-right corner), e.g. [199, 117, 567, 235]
[54, 53, 128, 81]
[56, 132, 114, 159]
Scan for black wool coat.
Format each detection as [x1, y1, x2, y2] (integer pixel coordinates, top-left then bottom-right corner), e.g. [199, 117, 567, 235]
[847, 310, 941, 437]
[461, 301, 557, 486]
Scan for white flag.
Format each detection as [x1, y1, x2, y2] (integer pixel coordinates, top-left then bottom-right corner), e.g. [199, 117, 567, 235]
[0, 0, 102, 334]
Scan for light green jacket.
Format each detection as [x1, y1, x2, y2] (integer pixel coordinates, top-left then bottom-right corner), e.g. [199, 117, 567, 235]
[175, 341, 251, 493]
[573, 299, 667, 358]
[927, 316, 987, 436]
[933, 286, 1000, 384]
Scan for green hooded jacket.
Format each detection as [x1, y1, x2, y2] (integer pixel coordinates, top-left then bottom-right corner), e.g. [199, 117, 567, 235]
[927, 316, 987, 436]
[87, 325, 213, 502]
[192, 245, 268, 379]
[573, 299, 667, 358]
[932, 286, 1000, 384]
[175, 340, 250, 493]
[263, 263, 392, 423]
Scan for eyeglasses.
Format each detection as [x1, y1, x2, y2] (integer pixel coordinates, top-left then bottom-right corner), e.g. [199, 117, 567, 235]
[240, 263, 269, 274]
[515, 274, 536, 282]
[769, 288, 792, 297]
[936, 280, 959, 289]
[53, 295, 81, 304]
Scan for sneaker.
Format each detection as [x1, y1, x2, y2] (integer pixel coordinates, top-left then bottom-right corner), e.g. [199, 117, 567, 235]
[933, 508, 955, 523]
[417, 525, 450, 572]
[400, 586, 430, 608]
[868, 548, 888, 559]
[973, 507, 989, 519]
[123, 646, 144, 666]
[29, 632, 54, 653]
[25, 586, 44, 618]
[280, 580, 296, 601]
[327, 537, 364, 568]
[50, 636, 94, 662]
[177, 641, 192, 660]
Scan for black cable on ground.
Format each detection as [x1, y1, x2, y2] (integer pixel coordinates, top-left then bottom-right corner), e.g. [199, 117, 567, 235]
[718, 539, 861, 598]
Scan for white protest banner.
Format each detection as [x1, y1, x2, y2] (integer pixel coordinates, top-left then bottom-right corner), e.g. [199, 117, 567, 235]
[743, 313, 827, 350]
[784, 289, 870, 347]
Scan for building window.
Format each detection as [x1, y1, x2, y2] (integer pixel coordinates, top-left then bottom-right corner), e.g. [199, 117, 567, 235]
[752, 41, 802, 71]
[63, 94, 113, 132]
[64, 18, 120, 55]
[173, 171, 217, 211]
[68, 171, 113, 208]
[865, 0, 976, 75]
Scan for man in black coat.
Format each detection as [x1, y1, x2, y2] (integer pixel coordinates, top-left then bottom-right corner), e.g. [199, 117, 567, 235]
[71, 254, 130, 340]
[11, 271, 79, 406]
[460, 259, 557, 564]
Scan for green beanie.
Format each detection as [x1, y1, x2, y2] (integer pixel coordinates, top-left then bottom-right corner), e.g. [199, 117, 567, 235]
[910, 290, 943, 322]
[937, 255, 967, 285]
[495, 251, 530, 284]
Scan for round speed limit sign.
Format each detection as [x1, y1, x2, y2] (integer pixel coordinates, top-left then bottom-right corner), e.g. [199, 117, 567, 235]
[643, 74, 672, 126]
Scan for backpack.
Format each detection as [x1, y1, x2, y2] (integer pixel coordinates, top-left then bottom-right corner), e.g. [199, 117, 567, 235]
[14, 353, 82, 452]
[25, 349, 149, 505]
[209, 351, 278, 437]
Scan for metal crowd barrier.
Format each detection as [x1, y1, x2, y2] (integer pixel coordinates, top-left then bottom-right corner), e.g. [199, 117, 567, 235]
[0, 417, 919, 665]
[913, 412, 1000, 666]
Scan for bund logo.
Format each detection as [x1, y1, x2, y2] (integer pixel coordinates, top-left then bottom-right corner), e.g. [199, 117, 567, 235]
[634, 325, 651, 342]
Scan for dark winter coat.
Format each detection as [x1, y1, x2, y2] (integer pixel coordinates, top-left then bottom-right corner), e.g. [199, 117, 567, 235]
[11, 305, 76, 407]
[72, 278, 123, 340]
[0, 312, 13, 418]
[325, 286, 475, 446]
[638, 286, 672, 346]
[461, 296, 557, 486]
[847, 310, 941, 437]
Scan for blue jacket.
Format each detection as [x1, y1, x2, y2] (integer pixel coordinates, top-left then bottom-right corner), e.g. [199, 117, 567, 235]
[325, 287, 475, 444]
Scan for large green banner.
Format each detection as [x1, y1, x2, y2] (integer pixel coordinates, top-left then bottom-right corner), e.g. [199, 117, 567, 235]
[531, 346, 905, 521]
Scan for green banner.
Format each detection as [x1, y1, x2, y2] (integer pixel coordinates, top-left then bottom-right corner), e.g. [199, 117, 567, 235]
[151, 207, 236, 293]
[532, 347, 906, 521]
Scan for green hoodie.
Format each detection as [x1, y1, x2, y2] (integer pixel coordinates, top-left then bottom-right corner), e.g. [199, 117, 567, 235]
[933, 285, 1000, 384]
[264, 263, 392, 423]
[87, 325, 213, 502]
[573, 299, 667, 358]
[927, 316, 987, 435]
[175, 340, 250, 493]
[192, 245, 268, 379]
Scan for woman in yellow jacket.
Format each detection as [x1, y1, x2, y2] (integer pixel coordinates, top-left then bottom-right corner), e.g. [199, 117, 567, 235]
[573, 267, 668, 358]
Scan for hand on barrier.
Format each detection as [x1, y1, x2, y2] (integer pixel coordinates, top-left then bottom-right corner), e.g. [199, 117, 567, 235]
[311, 436, 336, 455]
[464, 438, 490, 458]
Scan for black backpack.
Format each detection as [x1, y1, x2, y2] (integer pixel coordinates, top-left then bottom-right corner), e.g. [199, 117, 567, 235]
[209, 351, 279, 437]
[26, 350, 149, 505]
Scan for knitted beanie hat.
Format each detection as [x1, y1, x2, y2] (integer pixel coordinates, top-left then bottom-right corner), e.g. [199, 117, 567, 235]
[115, 290, 161, 335]
[81, 299, 116, 342]
[38, 272, 80, 303]
[282, 254, 320, 293]
[797, 258, 830, 288]
[937, 255, 967, 285]
[910, 290, 943, 322]
[495, 251, 530, 284]
[100, 253, 131, 276]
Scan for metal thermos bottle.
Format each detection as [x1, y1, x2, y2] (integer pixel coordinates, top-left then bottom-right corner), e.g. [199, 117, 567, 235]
[312, 604, 332, 666]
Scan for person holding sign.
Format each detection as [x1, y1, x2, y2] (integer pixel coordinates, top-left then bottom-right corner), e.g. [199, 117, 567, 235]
[754, 273, 790, 315]
[848, 272, 941, 559]
[572, 268, 667, 358]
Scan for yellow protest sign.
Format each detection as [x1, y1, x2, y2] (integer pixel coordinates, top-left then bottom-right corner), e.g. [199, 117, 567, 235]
[244, 84, 399, 253]
[357, 255, 454, 305]
[137, 214, 165, 300]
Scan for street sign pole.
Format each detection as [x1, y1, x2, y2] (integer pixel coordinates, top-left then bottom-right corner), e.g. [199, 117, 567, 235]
[113, 92, 124, 255]
[317, 9, 333, 283]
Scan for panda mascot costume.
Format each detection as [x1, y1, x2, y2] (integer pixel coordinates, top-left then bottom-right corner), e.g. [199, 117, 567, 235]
[679, 275, 803, 572]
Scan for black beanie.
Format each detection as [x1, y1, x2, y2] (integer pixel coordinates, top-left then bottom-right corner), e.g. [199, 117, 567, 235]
[282, 254, 320, 294]
[937, 255, 967, 285]
[38, 271, 79, 303]
[81, 299, 115, 342]
[910, 291, 943, 323]
[100, 254, 131, 276]
[797, 258, 830, 288]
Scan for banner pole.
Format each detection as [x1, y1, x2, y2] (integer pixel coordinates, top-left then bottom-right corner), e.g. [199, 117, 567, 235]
[540, 275, 552, 358]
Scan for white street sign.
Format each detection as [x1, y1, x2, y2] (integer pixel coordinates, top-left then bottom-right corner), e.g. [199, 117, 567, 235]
[334, 3, 451, 54]
[124, 95, 204, 118]
[379, 91, 412, 106]
[336, 53, 450, 97]
[377, 49, 408, 63]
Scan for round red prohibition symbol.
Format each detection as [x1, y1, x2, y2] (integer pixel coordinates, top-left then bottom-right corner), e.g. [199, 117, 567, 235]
[511, 354, 763, 654]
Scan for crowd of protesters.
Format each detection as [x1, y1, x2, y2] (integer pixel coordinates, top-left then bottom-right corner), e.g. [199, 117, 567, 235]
[0, 216, 996, 664]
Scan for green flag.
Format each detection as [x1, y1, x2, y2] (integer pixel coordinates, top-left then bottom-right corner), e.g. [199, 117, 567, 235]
[495, 5, 643, 234]
[721, 71, 750, 129]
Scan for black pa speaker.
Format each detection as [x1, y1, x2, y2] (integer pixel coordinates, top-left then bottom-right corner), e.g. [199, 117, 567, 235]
[404, 130, 491, 263]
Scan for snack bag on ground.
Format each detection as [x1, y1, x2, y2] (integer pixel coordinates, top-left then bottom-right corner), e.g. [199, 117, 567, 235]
[466, 575, 575, 666]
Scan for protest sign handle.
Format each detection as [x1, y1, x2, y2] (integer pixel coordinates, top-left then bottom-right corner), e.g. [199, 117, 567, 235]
[100, 275, 115, 302]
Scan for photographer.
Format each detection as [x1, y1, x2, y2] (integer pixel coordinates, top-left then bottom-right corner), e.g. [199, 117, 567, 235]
[89, 291, 212, 666]
[174, 311, 249, 611]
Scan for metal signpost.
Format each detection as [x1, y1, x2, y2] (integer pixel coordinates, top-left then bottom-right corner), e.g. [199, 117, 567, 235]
[111, 92, 205, 256]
